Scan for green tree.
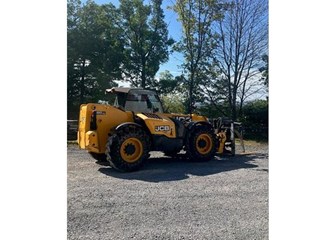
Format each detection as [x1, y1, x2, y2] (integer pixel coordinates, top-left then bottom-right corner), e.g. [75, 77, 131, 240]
[173, 0, 224, 114]
[154, 70, 178, 95]
[67, 0, 123, 118]
[117, 0, 174, 88]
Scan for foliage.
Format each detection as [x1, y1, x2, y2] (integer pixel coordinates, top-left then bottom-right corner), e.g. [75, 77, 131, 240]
[239, 99, 268, 141]
[173, 0, 219, 114]
[153, 70, 186, 113]
[160, 94, 186, 114]
[67, 0, 123, 118]
[197, 102, 230, 119]
[117, 0, 174, 88]
[154, 70, 179, 95]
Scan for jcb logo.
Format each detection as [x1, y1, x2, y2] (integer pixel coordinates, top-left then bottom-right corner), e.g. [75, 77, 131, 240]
[175, 116, 191, 122]
[155, 125, 170, 132]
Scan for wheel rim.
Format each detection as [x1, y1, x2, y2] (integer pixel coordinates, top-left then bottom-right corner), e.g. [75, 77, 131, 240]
[120, 138, 143, 163]
[196, 133, 213, 155]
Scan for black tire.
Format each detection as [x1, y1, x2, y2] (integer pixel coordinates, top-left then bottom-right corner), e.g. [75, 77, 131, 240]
[105, 125, 150, 172]
[185, 125, 217, 161]
[89, 152, 107, 162]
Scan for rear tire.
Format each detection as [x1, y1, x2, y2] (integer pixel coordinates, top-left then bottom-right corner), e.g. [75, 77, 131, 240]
[106, 125, 150, 172]
[185, 125, 217, 161]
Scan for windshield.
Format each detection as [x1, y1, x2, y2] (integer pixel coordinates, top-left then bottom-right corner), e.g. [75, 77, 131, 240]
[124, 90, 163, 113]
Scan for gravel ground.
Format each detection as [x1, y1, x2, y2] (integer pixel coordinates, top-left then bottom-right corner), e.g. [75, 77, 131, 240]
[68, 142, 268, 240]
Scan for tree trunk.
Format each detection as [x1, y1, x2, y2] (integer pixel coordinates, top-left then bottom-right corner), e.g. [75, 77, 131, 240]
[231, 101, 237, 121]
[141, 73, 146, 88]
[231, 86, 237, 121]
[79, 59, 86, 103]
[141, 56, 146, 88]
[188, 71, 194, 114]
[189, 83, 193, 114]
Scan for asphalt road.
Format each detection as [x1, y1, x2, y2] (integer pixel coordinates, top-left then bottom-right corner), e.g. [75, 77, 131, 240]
[68, 143, 268, 240]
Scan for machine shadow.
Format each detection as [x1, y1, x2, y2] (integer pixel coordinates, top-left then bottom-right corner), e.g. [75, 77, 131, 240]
[98, 152, 266, 183]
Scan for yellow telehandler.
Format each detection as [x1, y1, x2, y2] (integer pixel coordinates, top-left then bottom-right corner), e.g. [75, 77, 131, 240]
[77, 88, 234, 172]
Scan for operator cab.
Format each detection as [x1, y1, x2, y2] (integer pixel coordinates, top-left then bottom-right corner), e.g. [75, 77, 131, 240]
[105, 87, 164, 113]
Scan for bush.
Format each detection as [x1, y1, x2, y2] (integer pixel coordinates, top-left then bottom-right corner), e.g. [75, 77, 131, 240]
[240, 100, 268, 141]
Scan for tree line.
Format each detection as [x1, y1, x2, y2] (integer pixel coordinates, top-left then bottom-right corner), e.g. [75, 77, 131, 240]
[68, 0, 268, 138]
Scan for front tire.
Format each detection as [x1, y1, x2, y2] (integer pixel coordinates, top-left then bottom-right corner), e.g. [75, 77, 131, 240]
[106, 126, 150, 172]
[185, 125, 217, 161]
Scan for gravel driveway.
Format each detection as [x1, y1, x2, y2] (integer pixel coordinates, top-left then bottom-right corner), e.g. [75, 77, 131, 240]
[68, 142, 268, 240]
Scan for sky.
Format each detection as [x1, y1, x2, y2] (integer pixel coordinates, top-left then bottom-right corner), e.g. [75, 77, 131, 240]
[87, 0, 184, 77]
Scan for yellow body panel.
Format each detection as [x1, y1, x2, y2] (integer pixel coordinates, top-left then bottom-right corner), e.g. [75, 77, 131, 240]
[163, 113, 208, 122]
[137, 113, 176, 138]
[78, 103, 133, 153]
